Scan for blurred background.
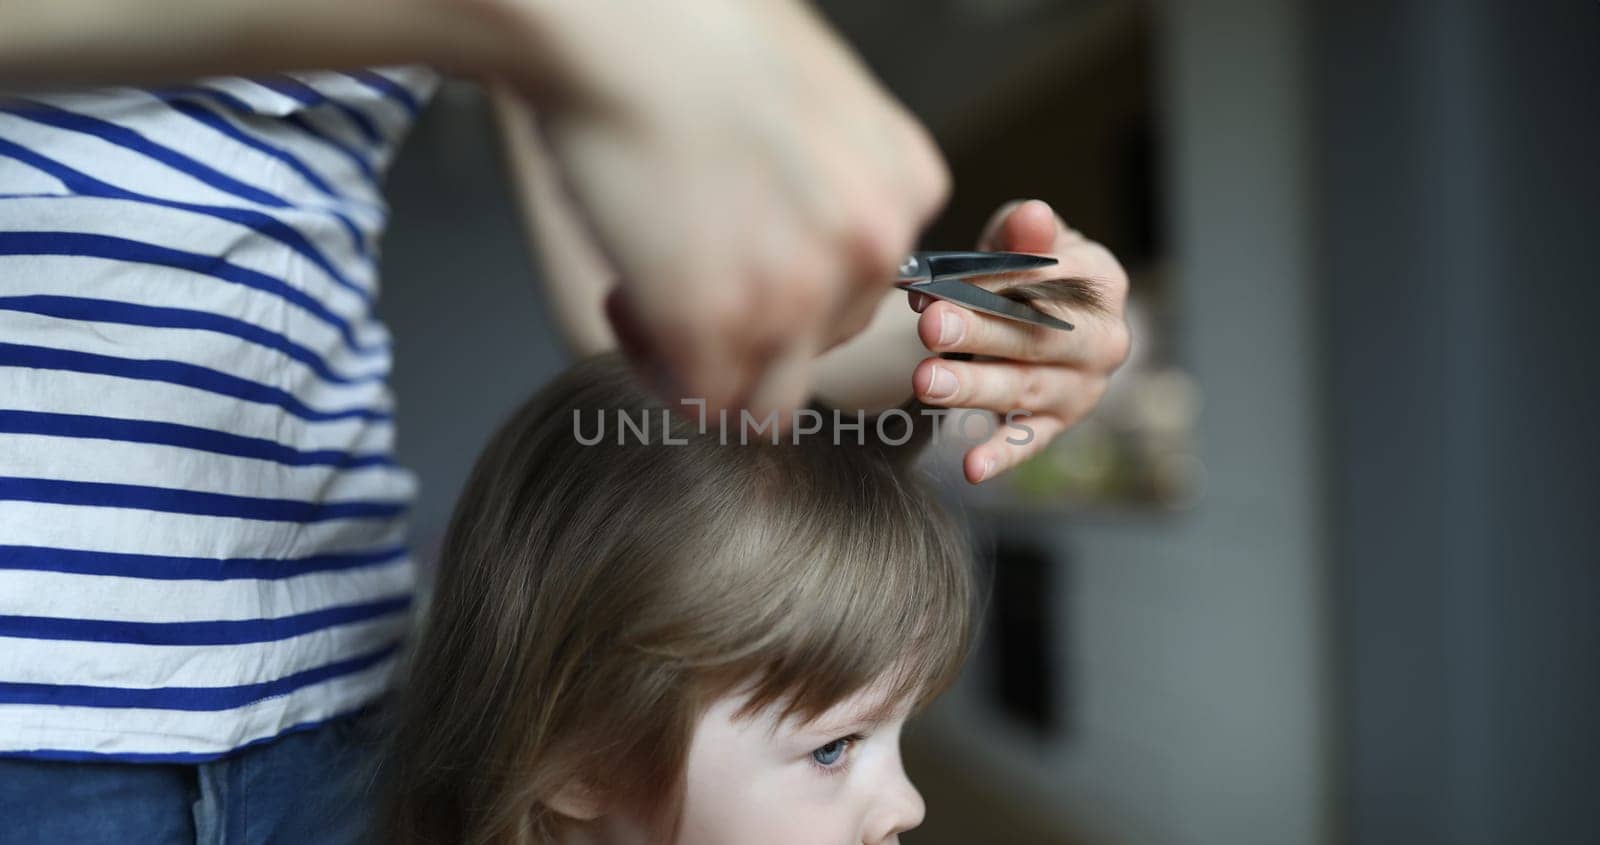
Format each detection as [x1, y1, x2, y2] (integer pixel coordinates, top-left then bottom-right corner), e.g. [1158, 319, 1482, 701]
[376, 1, 1598, 843]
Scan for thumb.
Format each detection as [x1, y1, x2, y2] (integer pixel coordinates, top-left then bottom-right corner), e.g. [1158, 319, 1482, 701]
[978, 198, 1058, 253]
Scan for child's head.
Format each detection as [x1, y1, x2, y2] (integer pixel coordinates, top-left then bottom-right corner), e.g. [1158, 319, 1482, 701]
[385, 354, 976, 844]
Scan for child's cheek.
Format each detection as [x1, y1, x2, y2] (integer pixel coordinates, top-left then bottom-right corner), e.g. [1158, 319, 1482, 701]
[679, 758, 854, 844]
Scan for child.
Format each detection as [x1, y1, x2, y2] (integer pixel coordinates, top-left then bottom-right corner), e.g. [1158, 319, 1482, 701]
[381, 353, 977, 844]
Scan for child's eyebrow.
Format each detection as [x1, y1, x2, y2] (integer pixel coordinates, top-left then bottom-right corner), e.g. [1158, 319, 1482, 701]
[993, 277, 1111, 316]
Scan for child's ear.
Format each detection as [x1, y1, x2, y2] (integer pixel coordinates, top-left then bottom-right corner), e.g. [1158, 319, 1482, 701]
[547, 780, 605, 821]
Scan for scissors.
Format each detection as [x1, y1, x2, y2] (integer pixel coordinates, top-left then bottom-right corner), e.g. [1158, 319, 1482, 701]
[896, 251, 1074, 332]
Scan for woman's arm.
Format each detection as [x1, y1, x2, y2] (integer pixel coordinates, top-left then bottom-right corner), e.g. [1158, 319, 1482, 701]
[0, 0, 539, 90]
[491, 86, 617, 357]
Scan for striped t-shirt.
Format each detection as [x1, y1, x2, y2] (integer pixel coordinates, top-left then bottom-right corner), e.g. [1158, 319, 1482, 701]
[0, 67, 436, 760]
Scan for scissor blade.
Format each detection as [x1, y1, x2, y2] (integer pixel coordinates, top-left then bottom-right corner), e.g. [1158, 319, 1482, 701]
[922, 251, 1058, 281]
[896, 251, 1058, 283]
[905, 278, 1075, 332]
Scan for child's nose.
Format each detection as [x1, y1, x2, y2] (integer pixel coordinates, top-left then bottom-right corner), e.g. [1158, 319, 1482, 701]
[862, 763, 926, 843]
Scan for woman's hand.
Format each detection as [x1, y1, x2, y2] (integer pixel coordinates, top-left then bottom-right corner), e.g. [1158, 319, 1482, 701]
[506, 0, 950, 424]
[910, 200, 1131, 483]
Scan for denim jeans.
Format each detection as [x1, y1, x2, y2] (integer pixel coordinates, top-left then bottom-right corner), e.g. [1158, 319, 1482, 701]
[0, 709, 384, 845]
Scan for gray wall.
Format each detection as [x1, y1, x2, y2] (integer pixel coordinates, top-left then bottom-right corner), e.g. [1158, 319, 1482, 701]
[1320, 1, 1600, 842]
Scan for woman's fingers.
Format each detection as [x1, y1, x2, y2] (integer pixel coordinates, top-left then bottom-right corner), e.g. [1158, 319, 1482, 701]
[913, 200, 1129, 369]
[912, 357, 1105, 418]
[903, 198, 1133, 484]
[963, 413, 1070, 485]
[916, 299, 1129, 370]
[917, 298, 1067, 364]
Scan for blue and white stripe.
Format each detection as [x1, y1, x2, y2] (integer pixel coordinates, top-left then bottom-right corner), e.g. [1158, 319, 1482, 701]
[0, 67, 435, 760]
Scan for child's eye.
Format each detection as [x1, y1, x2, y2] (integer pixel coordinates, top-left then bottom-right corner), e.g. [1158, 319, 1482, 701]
[812, 739, 848, 766]
[810, 734, 863, 770]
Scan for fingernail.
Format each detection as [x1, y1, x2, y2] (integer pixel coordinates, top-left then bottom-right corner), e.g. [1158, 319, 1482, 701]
[925, 364, 958, 400]
[938, 311, 965, 346]
[980, 456, 997, 482]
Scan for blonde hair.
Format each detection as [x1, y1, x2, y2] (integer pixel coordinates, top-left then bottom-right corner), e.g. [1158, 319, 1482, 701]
[382, 353, 977, 843]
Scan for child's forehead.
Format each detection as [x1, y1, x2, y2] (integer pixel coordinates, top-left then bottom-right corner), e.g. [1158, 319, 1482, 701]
[731, 671, 919, 739]
[799, 686, 912, 735]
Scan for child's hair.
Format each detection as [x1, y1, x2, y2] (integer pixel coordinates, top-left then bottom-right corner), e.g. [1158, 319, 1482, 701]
[381, 353, 977, 844]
